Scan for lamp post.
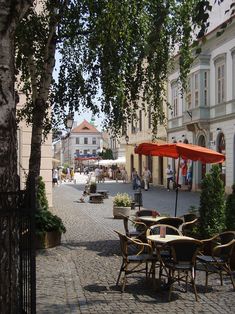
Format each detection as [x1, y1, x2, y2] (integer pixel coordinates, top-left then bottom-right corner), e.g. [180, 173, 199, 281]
[125, 134, 129, 145]
[65, 112, 74, 166]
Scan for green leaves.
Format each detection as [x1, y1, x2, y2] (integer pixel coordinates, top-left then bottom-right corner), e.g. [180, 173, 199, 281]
[15, 0, 215, 136]
[199, 165, 225, 238]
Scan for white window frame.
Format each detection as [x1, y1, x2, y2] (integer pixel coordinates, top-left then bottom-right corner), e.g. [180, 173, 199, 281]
[214, 55, 226, 105]
[76, 137, 80, 144]
[92, 137, 96, 145]
[194, 72, 199, 107]
[203, 71, 209, 106]
[84, 137, 88, 145]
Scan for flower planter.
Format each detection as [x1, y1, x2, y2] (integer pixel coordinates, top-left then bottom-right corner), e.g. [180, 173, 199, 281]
[36, 231, 62, 249]
[113, 206, 131, 219]
[90, 184, 97, 193]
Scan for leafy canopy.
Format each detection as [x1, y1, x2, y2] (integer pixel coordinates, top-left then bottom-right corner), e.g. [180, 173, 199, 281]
[15, 0, 215, 136]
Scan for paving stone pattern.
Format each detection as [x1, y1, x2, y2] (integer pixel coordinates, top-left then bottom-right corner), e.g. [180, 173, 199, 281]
[37, 177, 235, 313]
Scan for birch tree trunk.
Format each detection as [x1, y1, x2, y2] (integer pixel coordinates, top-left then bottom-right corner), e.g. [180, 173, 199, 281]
[0, 1, 32, 312]
[28, 27, 57, 182]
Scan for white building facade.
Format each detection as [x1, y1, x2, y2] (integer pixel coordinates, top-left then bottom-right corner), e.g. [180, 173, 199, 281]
[167, 17, 235, 193]
[62, 119, 102, 168]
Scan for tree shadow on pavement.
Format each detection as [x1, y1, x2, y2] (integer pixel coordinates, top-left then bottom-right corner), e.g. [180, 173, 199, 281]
[83, 278, 179, 304]
[61, 239, 121, 257]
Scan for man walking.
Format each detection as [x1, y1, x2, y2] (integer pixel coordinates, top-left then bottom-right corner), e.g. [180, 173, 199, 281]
[142, 167, 151, 191]
[166, 164, 174, 191]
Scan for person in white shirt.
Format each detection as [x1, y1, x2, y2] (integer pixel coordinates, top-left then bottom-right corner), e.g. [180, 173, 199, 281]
[142, 167, 151, 191]
[52, 168, 58, 187]
[94, 167, 100, 182]
[166, 164, 174, 191]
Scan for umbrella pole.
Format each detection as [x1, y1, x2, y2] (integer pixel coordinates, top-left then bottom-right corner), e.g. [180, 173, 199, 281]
[174, 156, 181, 217]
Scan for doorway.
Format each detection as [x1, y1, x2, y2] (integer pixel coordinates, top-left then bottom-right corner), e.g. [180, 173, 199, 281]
[130, 154, 134, 179]
[158, 157, 164, 185]
[217, 132, 226, 185]
[198, 135, 206, 187]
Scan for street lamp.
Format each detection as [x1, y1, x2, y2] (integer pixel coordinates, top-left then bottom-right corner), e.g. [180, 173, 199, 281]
[125, 134, 129, 144]
[65, 112, 74, 166]
[65, 112, 74, 131]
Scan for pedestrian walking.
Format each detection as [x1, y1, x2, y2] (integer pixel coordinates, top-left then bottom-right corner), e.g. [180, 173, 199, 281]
[131, 168, 138, 190]
[142, 167, 151, 191]
[52, 168, 59, 187]
[121, 167, 128, 183]
[94, 167, 100, 182]
[166, 164, 174, 191]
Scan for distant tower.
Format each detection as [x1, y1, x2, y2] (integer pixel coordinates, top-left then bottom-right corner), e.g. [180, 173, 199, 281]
[90, 115, 96, 126]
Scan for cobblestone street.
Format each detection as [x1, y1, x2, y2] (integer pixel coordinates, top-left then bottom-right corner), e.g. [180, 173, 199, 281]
[37, 177, 235, 313]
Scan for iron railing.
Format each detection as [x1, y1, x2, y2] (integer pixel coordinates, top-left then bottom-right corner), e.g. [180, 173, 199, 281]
[0, 179, 36, 313]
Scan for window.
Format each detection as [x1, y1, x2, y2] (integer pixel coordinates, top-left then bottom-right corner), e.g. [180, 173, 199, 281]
[75, 149, 80, 156]
[217, 63, 225, 103]
[76, 137, 80, 144]
[84, 137, 88, 144]
[203, 71, 209, 106]
[139, 110, 142, 132]
[92, 149, 96, 154]
[84, 150, 88, 154]
[194, 72, 199, 107]
[172, 83, 178, 117]
[215, 57, 226, 104]
[92, 137, 96, 145]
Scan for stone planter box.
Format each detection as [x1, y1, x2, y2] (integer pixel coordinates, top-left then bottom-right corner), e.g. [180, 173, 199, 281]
[113, 206, 131, 219]
[36, 231, 62, 249]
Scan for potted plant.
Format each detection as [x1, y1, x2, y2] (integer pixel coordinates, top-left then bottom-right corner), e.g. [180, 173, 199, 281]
[35, 176, 66, 249]
[113, 193, 132, 218]
[35, 209, 66, 249]
[89, 181, 97, 193]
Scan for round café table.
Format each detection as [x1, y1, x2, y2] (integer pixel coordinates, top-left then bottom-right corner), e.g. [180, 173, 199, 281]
[138, 216, 167, 224]
[147, 234, 195, 244]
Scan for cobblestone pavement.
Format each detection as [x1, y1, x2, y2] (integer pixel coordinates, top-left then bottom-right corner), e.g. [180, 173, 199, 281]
[37, 176, 235, 313]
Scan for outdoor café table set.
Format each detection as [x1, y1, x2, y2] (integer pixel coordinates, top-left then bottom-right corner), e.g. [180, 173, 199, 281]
[115, 214, 235, 301]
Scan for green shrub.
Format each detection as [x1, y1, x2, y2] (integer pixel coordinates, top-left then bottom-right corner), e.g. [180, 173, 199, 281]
[35, 209, 66, 235]
[36, 176, 66, 235]
[225, 183, 235, 231]
[37, 176, 49, 210]
[113, 193, 132, 207]
[199, 164, 225, 238]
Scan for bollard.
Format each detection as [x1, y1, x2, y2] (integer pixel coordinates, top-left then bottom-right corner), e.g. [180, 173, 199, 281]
[134, 188, 143, 211]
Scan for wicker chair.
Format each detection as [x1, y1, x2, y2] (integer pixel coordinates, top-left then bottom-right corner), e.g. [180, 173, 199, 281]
[197, 233, 235, 291]
[146, 224, 182, 280]
[120, 214, 147, 241]
[157, 217, 183, 229]
[164, 239, 202, 301]
[181, 213, 197, 222]
[114, 230, 156, 292]
[136, 209, 160, 217]
[181, 218, 198, 237]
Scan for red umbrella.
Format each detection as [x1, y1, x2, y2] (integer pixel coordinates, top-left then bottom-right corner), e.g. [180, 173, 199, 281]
[135, 142, 225, 163]
[135, 142, 225, 216]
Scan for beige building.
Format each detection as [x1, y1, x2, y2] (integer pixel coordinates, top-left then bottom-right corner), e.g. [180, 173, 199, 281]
[17, 92, 53, 207]
[118, 107, 167, 186]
